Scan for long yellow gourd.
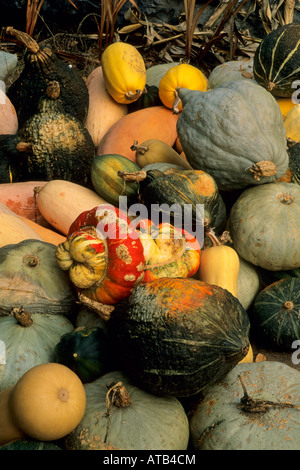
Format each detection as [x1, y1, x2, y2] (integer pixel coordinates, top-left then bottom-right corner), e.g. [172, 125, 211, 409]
[198, 228, 240, 297]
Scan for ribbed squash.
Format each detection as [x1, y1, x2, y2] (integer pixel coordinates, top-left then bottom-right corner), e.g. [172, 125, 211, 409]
[159, 63, 207, 113]
[91, 154, 140, 207]
[251, 278, 300, 351]
[109, 278, 250, 397]
[253, 23, 300, 97]
[101, 42, 146, 104]
[198, 226, 239, 298]
[284, 104, 300, 142]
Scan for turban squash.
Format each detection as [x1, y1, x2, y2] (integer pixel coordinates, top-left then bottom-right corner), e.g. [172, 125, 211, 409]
[176, 80, 289, 190]
[55, 204, 145, 305]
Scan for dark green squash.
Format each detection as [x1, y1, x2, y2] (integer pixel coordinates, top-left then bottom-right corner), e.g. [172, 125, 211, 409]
[11, 81, 95, 185]
[53, 326, 112, 383]
[127, 84, 163, 113]
[251, 278, 300, 350]
[4, 27, 89, 128]
[120, 168, 227, 237]
[253, 24, 300, 97]
[0, 134, 20, 183]
[0, 439, 62, 450]
[91, 154, 140, 207]
[287, 142, 300, 185]
[108, 277, 250, 397]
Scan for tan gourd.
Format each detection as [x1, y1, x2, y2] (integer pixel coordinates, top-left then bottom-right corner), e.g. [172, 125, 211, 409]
[0, 202, 43, 247]
[198, 227, 240, 298]
[84, 66, 128, 147]
[132, 138, 193, 169]
[34, 180, 108, 235]
[0, 387, 25, 445]
[9, 363, 86, 441]
[20, 216, 66, 245]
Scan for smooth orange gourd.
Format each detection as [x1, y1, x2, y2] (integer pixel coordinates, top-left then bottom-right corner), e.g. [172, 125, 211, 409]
[96, 106, 179, 162]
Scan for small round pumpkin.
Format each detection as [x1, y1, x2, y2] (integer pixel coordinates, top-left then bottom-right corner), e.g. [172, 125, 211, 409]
[10, 363, 86, 441]
[251, 278, 300, 351]
[64, 370, 190, 450]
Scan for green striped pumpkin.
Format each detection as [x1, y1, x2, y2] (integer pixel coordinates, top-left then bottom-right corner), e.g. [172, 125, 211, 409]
[251, 278, 300, 350]
[253, 24, 300, 98]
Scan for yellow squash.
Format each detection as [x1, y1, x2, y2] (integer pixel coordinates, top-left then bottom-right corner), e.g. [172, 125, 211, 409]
[198, 227, 240, 298]
[101, 42, 146, 104]
[159, 63, 208, 113]
[284, 104, 300, 142]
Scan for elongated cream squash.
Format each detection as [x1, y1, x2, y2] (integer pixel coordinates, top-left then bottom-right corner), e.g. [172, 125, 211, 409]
[101, 42, 146, 104]
[0, 202, 43, 247]
[20, 216, 66, 245]
[84, 66, 128, 147]
[198, 227, 240, 297]
[35, 180, 108, 235]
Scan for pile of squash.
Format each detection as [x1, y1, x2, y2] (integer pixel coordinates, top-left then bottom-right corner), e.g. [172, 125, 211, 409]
[0, 23, 300, 451]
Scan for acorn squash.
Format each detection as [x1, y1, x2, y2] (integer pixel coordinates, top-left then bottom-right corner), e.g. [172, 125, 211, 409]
[176, 80, 289, 190]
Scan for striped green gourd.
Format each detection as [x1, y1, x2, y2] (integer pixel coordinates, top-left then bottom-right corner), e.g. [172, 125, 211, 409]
[253, 23, 300, 97]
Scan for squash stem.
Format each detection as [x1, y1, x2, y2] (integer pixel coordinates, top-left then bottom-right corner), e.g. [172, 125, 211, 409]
[172, 88, 182, 114]
[118, 170, 147, 183]
[4, 27, 39, 53]
[10, 307, 33, 327]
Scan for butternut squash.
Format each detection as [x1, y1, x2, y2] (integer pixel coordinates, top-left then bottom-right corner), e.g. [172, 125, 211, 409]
[84, 66, 128, 147]
[198, 227, 240, 298]
[20, 217, 66, 245]
[0, 181, 49, 226]
[35, 180, 109, 235]
[0, 202, 43, 248]
[96, 106, 179, 162]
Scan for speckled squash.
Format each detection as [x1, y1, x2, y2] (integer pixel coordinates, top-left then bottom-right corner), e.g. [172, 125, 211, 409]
[176, 80, 289, 190]
[208, 59, 253, 88]
[190, 361, 300, 450]
[227, 182, 300, 271]
[109, 278, 250, 397]
[64, 370, 190, 450]
[251, 278, 300, 350]
[0, 308, 73, 392]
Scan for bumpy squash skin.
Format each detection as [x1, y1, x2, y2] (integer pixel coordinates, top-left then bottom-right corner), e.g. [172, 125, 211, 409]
[109, 278, 250, 397]
[7, 43, 89, 128]
[16, 100, 95, 185]
[190, 361, 300, 450]
[251, 278, 300, 351]
[176, 80, 289, 190]
[253, 24, 300, 98]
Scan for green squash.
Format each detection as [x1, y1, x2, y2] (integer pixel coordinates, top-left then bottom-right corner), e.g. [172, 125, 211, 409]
[91, 153, 140, 207]
[0, 239, 76, 316]
[64, 370, 190, 450]
[176, 80, 289, 190]
[53, 326, 112, 383]
[190, 361, 300, 450]
[146, 62, 180, 88]
[208, 59, 253, 88]
[109, 278, 250, 397]
[237, 257, 261, 311]
[253, 23, 300, 98]
[13, 81, 95, 186]
[0, 439, 62, 450]
[132, 168, 227, 237]
[5, 27, 89, 128]
[251, 278, 300, 350]
[127, 84, 163, 112]
[0, 308, 74, 392]
[227, 182, 300, 271]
